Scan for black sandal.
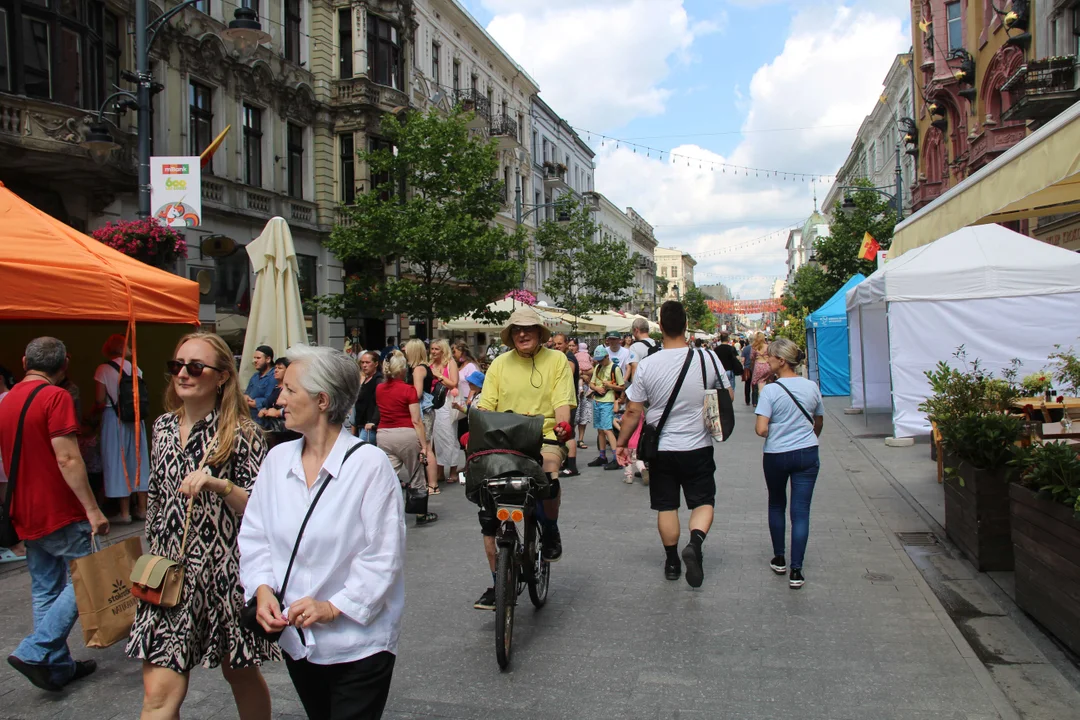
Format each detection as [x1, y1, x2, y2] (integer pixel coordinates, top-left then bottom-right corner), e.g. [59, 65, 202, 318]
[428, 486, 441, 495]
[416, 513, 439, 526]
[577, 441, 588, 449]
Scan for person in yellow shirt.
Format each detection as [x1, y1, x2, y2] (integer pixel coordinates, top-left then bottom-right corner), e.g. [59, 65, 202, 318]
[471, 307, 575, 610]
[586, 346, 624, 471]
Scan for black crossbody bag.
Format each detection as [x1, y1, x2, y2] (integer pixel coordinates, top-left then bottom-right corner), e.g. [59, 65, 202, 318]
[240, 441, 366, 643]
[1, 384, 49, 548]
[638, 349, 695, 463]
[774, 381, 815, 426]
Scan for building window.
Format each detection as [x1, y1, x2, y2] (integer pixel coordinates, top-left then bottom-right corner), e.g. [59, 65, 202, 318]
[338, 8, 352, 78]
[287, 122, 304, 198]
[0, 0, 120, 109]
[470, 73, 477, 91]
[296, 253, 318, 340]
[431, 41, 439, 81]
[367, 13, 402, 90]
[671, 266, 678, 278]
[340, 132, 355, 204]
[503, 166, 510, 203]
[486, 85, 493, 113]
[868, 144, 876, 173]
[369, 137, 393, 201]
[189, 81, 214, 161]
[243, 104, 262, 187]
[946, 2, 961, 51]
[195, 0, 209, 13]
[285, 0, 301, 64]
[452, 59, 460, 91]
[1073, 8, 1080, 58]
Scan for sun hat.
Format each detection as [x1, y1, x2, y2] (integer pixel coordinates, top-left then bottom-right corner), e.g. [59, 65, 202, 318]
[466, 370, 486, 388]
[592, 346, 608, 360]
[500, 305, 552, 346]
[578, 342, 588, 353]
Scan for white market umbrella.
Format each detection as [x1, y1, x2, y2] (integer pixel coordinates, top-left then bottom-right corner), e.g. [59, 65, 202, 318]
[239, 217, 309, 386]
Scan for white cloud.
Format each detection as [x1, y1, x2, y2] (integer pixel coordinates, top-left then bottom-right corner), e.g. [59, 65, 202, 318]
[483, 0, 719, 128]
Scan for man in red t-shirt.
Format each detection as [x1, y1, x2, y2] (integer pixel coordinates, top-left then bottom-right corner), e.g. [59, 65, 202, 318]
[0, 337, 109, 692]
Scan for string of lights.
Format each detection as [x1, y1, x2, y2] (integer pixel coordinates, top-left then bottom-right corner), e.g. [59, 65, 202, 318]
[668, 223, 799, 259]
[570, 126, 837, 183]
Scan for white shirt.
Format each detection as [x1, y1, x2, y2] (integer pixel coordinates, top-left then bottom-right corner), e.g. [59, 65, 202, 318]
[238, 428, 406, 664]
[626, 347, 731, 452]
[607, 346, 631, 376]
[93, 358, 143, 408]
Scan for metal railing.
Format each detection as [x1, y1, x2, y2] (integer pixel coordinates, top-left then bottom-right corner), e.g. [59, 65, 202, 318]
[454, 88, 491, 121]
[489, 113, 518, 141]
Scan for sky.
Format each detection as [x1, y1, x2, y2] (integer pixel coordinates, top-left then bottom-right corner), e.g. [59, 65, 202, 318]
[459, 0, 913, 300]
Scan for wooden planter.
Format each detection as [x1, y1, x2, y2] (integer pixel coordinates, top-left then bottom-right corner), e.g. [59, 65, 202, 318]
[1010, 483, 1080, 656]
[942, 454, 1014, 571]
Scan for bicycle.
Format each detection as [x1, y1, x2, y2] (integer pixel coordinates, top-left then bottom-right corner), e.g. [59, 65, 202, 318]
[483, 470, 550, 670]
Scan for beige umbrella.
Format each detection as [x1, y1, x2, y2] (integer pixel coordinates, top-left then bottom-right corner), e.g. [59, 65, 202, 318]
[239, 217, 309, 387]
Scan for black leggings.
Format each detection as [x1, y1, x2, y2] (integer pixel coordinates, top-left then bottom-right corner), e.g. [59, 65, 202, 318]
[744, 376, 758, 405]
[286, 651, 396, 720]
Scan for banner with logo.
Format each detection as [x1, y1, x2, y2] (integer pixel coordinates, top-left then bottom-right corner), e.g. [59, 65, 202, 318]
[150, 156, 202, 228]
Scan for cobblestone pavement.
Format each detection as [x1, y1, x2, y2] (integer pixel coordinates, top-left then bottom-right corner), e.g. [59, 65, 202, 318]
[1, 399, 1015, 719]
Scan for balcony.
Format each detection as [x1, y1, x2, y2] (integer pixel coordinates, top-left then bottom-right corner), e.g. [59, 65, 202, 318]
[454, 89, 491, 129]
[543, 162, 570, 192]
[1001, 57, 1079, 124]
[332, 76, 408, 112]
[200, 177, 321, 230]
[490, 113, 520, 150]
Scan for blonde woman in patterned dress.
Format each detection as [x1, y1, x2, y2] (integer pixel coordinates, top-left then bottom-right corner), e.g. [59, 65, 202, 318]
[127, 333, 278, 720]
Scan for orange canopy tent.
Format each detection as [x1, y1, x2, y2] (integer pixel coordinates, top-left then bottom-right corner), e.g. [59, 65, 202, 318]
[0, 180, 199, 429]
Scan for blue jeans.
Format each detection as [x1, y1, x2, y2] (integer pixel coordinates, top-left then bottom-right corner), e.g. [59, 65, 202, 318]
[762, 447, 820, 569]
[14, 521, 92, 685]
[358, 427, 377, 444]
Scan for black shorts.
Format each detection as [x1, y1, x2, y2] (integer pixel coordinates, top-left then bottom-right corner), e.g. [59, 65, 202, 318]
[648, 446, 716, 512]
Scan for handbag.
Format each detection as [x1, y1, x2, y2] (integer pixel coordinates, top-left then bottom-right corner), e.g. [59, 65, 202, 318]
[699, 349, 736, 442]
[1, 384, 49, 547]
[774, 381, 816, 427]
[638, 348, 695, 464]
[130, 430, 222, 608]
[240, 441, 366, 642]
[404, 485, 428, 514]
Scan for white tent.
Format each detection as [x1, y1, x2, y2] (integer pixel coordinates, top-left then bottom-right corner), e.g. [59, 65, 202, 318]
[846, 224, 1080, 437]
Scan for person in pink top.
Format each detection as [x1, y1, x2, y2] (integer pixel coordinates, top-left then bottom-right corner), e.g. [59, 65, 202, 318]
[574, 342, 594, 449]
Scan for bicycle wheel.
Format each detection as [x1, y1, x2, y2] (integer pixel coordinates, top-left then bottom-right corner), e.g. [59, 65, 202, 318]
[527, 521, 550, 608]
[494, 544, 516, 670]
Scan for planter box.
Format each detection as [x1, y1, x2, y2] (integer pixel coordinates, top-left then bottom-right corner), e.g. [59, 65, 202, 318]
[943, 453, 1014, 571]
[1010, 483, 1080, 656]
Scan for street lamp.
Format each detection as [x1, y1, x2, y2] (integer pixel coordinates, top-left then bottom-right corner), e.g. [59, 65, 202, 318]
[838, 135, 905, 222]
[78, 2, 269, 218]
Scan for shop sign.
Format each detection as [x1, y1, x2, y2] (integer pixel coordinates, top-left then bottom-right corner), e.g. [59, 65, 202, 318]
[150, 157, 202, 228]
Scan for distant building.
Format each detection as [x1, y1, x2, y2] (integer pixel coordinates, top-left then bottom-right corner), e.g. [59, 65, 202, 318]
[654, 247, 697, 302]
[771, 279, 786, 299]
[626, 207, 658, 317]
[699, 284, 733, 302]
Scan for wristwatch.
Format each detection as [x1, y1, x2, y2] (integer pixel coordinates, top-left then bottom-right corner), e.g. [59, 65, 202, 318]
[218, 480, 234, 498]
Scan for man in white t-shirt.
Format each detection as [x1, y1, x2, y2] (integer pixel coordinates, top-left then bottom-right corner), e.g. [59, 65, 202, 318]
[626, 317, 657, 386]
[616, 301, 731, 589]
[603, 332, 631, 385]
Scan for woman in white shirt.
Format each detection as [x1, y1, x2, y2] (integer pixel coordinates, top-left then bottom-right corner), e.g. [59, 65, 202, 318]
[239, 345, 405, 720]
[94, 333, 150, 523]
[754, 338, 824, 590]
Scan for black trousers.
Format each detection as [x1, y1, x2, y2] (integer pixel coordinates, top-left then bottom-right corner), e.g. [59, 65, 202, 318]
[744, 375, 758, 405]
[286, 652, 396, 720]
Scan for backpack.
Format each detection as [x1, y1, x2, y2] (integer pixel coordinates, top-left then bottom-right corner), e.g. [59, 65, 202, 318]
[107, 361, 150, 424]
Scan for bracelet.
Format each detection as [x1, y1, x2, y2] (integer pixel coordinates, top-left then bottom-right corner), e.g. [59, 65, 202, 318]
[218, 480, 234, 498]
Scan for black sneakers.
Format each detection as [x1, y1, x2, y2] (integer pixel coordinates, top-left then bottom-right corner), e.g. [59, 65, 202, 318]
[542, 525, 563, 562]
[70, 660, 97, 684]
[586, 456, 607, 467]
[473, 587, 496, 610]
[603, 459, 621, 471]
[664, 559, 682, 581]
[7, 655, 61, 692]
[789, 568, 805, 589]
[681, 544, 704, 588]
[769, 556, 787, 574]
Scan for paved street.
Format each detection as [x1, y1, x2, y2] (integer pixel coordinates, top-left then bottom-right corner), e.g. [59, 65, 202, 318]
[1, 399, 1017, 719]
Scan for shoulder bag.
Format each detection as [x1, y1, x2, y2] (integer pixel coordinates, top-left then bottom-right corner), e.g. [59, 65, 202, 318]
[0, 384, 49, 548]
[698, 349, 735, 442]
[774, 380, 816, 427]
[638, 349, 695, 463]
[240, 441, 366, 642]
[130, 429, 223, 608]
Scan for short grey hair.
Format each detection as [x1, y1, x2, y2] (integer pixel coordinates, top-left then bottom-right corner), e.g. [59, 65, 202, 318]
[632, 317, 650, 334]
[25, 337, 67, 374]
[286, 345, 361, 425]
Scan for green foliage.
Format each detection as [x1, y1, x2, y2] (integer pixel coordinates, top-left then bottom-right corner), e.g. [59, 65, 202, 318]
[655, 275, 670, 298]
[1021, 371, 1054, 396]
[1010, 441, 1080, 511]
[682, 283, 715, 333]
[773, 305, 809, 353]
[815, 179, 897, 289]
[784, 264, 832, 314]
[1048, 341, 1080, 395]
[536, 196, 637, 325]
[919, 346, 1022, 425]
[317, 108, 529, 329]
[944, 412, 1023, 471]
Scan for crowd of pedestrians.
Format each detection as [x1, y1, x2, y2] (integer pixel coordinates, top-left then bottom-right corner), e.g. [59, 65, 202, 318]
[0, 302, 825, 719]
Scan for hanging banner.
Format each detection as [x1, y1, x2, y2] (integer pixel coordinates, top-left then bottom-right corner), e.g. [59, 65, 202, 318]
[707, 299, 784, 314]
[150, 157, 202, 228]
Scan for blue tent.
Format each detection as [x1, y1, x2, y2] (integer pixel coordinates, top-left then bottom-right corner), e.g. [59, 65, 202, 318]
[805, 274, 865, 396]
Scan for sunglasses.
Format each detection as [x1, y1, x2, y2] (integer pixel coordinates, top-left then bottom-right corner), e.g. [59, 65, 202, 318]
[166, 360, 224, 377]
[510, 325, 539, 335]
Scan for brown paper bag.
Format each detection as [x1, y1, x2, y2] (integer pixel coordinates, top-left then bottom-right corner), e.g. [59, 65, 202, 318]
[69, 536, 143, 649]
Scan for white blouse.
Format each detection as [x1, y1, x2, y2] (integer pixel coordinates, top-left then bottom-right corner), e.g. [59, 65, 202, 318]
[238, 428, 406, 664]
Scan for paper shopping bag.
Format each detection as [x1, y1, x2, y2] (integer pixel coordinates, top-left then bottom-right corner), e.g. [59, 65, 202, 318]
[69, 536, 143, 648]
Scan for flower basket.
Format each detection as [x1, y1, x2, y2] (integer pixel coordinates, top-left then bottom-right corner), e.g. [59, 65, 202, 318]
[92, 218, 188, 268]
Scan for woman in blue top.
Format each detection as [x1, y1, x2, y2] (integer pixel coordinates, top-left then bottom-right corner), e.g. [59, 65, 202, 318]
[754, 338, 824, 589]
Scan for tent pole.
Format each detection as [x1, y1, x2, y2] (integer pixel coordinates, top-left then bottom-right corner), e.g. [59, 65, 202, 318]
[860, 304, 868, 428]
[886, 301, 898, 437]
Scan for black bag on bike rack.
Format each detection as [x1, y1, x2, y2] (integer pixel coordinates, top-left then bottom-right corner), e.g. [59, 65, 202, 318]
[464, 410, 547, 505]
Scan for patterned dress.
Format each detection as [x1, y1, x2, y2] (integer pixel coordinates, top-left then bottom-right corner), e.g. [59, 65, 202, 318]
[126, 410, 281, 672]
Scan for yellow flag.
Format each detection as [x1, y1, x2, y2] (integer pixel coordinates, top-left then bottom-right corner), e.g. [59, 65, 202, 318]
[900, 55, 911, 67]
[879, 93, 889, 105]
[199, 125, 231, 169]
[919, 18, 930, 33]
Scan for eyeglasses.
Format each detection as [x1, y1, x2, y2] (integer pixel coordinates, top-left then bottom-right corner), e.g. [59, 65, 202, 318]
[166, 360, 224, 377]
[510, 325, 538, 335]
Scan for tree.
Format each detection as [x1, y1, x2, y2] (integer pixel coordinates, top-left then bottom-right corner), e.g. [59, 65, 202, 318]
[773, 305, 809, 352]
[814, 179, 896, 290]
[317, 109, 529, 332]
[785, 264, 832, 314]
[682, 283, 716, 333]
[535, 196, 636, 326]
[655, 275, 670, 299]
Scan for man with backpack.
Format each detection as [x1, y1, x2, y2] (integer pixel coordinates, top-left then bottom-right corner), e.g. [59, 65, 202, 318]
[627, 317, 659, 386]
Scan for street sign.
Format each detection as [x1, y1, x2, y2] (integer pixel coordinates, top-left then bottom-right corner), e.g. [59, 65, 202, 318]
[150, 156, 202, 228]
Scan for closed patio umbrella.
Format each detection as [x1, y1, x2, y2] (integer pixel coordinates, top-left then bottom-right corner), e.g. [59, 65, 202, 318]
[240, 217, 309, 386]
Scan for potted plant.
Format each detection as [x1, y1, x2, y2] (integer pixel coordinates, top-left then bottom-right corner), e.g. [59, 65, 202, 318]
[92, 218, 188, 269]
[920, 348, 1022, 570]
[1048, 342, 1080, 396]
[1008, 441, 1080, 655]
[1020, 371, 1054, 398]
